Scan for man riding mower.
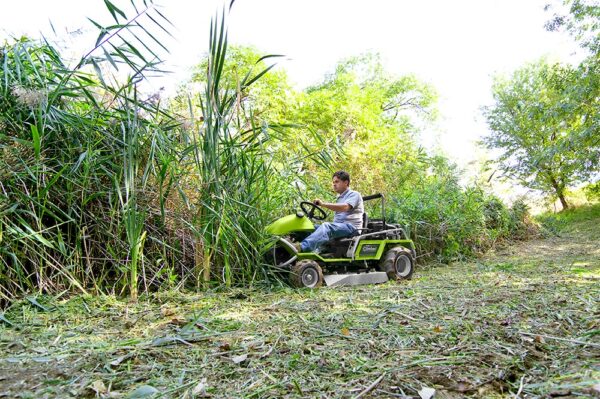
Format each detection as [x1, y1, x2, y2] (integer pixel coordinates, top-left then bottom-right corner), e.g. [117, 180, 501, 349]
[265, 171, 416, 288]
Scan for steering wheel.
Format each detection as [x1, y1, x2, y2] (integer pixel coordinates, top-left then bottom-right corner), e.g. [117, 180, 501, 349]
[300, 201, 327, 221]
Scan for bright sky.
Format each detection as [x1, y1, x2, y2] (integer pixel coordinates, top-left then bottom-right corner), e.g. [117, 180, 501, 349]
[0, 0, 582, 172]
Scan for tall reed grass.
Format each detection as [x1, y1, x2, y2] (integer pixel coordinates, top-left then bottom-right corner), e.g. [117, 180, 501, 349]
[0, 2, 299, 303]
[0, 2, 172, 302]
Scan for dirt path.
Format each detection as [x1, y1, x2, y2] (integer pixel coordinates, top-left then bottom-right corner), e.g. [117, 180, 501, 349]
[1, 218, 598, 398]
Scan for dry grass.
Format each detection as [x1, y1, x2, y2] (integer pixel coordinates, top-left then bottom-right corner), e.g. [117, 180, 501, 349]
[1, 213, 598, 398]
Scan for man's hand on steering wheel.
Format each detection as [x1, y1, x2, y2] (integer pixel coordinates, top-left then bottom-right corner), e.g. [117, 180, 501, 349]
[300, 201, 327, 221]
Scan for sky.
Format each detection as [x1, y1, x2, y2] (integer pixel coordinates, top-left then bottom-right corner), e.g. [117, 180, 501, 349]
[0, 0, 583, 176]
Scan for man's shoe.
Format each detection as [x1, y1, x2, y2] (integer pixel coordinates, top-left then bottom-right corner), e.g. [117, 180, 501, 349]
[293, 242, 302, 253]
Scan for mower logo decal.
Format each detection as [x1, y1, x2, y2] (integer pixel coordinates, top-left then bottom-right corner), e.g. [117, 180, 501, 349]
[360, 244, 379, 256]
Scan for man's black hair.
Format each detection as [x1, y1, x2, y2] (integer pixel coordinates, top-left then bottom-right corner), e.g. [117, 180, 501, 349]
[333, 170, 350, 184]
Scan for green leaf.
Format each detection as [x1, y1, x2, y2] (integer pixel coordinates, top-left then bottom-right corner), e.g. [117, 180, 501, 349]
[30, 124, 40, 159]
[104, 0, 127, 23]
[39, 163, 69, 198]
[102, 46, 119, 70]
[0, 313, 14, 327]
[26, 296, 51, 312]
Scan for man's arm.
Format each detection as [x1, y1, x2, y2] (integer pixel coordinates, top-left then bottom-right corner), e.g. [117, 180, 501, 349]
[314, 199, 351, 212]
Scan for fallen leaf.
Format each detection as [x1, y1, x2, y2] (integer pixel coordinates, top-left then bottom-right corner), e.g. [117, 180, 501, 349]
[218, 342, 231, 351]
[456, 382, 471, 393]
[534, 335, 545, 344]
[91, 380, 108, 394]
[192, 379, 208, 396]
[169, 315, 187, 326]
[433, 325, 443, 333]
[129, 385, 160, 398]
[110, 353, 134, 367]
[0, 312, 14, 327]
[160, 306, 175, 317]
[341, 328, 350, 336]
[231, 354, 248, 364]
[32, 356, 53, 363]
[418, 386, 436, 399]
[26, 296, 51, 312]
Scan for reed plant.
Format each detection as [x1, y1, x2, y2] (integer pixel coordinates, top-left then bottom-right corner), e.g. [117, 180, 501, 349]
[0, 0, 182, 302]
[180, 9, 285, 288]
[0, 1, 302, 303]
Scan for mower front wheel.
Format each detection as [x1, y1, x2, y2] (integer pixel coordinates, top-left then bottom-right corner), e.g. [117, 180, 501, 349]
[290, 260, 324, 288]
[381, 246, 414, 280]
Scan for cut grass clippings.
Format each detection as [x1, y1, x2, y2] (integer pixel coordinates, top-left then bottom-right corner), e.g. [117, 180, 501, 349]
[0, 214, 599, 398]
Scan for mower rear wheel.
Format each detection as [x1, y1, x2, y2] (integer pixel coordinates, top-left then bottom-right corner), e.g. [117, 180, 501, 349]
[381, 246, 414, 280]
[290, 260, 323, 288]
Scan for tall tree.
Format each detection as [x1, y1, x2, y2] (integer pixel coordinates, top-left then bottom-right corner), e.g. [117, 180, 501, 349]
[293, 53, 437, 194]
[545, 0, 600, 183]
[483, 60, 598, 209]
[174, 45, 291, 125]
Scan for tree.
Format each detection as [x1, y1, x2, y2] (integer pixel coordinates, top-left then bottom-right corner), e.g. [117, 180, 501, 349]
[483, 60, 598, 210]
[177, 50, 439, 198]
[292, 53, 437, 195]
[545, 0, 600, 53]
[174, 45, 292, 126]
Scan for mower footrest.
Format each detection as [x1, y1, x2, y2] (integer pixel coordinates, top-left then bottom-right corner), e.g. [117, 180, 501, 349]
[324, 272, 389, 287]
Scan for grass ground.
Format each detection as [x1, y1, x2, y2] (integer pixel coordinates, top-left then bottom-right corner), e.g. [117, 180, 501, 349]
[1, 206, 598, 399]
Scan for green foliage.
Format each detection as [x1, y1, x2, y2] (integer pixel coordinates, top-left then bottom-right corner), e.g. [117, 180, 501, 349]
[0, 5, 328, 302]
[536, 202, 600, 233]
[583, 181, 600, 201]
[482, 59, 599, 210]
[293, 53, 437, 194]
[385, 158, 537, 262]
[0, 2, 202, 303]
[545, 0, 600, 53]
[189, 45, 292, 122]
[181, 13, 288, 288]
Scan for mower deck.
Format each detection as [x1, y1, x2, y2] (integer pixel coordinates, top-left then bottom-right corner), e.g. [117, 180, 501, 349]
[323, 271, 389, 287]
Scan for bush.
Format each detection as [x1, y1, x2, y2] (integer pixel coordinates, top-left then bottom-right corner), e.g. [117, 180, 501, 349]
[583, 181, 600, 202]
[386, 162, 537, 263]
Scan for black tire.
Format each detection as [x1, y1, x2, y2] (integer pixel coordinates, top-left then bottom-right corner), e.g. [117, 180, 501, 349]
[290, 260, 324, 288]
[380, 246, 414, 280]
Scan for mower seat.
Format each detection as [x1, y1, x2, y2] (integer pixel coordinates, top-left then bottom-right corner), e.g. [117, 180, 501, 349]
[322, 212, 368, 257]
[359, 212, 368, 234]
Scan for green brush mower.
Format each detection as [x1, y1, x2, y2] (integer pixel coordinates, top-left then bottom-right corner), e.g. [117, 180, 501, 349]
[265, 193, 416, 288]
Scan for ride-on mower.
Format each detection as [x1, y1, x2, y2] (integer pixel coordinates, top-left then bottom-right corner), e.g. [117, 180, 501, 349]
[265, 193, 416, 288]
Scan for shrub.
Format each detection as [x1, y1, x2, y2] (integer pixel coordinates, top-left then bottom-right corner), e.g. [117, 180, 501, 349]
[386, 162, 537, 263]
[583, 181, 600, 202]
